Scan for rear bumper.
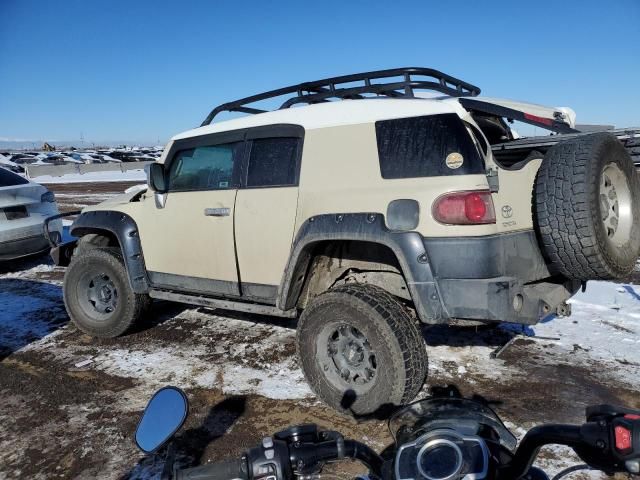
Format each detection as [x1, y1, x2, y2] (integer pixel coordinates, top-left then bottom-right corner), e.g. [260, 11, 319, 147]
[0, 234, 50, 261]
[421, 230, 580, 325]
[435, 276, 580, 325]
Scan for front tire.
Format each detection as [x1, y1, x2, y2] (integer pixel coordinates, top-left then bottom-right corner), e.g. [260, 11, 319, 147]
[297, 284, 428, 415]
[63, 247, 151, 337]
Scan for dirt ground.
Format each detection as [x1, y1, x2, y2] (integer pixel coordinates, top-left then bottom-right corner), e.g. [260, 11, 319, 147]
[0, 181, 638, 479]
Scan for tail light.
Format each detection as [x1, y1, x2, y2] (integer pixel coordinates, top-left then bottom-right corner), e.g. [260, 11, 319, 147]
[432, 191, 496, 225]
[41, 191, 55, 203]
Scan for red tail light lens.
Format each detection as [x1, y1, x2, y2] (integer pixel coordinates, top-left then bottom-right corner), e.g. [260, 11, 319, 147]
[615, 425, 632, 451]
[432, 191, 496, 225]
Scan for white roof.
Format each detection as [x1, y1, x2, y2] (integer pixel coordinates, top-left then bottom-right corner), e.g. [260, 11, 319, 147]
[164, 95, 576, 164]
[171, 97, 466, 141]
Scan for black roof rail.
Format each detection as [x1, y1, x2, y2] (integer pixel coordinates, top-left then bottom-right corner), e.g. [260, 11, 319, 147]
[201, 67, 481, 126]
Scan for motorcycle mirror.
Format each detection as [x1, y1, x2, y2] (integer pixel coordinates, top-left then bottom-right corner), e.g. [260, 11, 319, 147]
[135, 386, 189, 453]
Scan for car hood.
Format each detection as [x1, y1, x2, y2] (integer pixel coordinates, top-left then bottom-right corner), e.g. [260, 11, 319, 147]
[91, 184, 148, 208]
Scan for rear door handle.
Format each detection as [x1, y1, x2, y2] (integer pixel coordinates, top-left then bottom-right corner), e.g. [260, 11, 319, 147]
[204, 207, 230, 217]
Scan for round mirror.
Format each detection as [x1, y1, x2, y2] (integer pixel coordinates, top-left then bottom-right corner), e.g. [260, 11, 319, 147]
[135, 386, 188, 453]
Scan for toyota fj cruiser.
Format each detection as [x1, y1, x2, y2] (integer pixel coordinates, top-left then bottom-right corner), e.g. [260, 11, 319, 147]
[51, 68, 640, 414]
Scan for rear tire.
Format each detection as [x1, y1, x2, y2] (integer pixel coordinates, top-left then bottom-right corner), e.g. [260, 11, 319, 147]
[63, 247, 151, 337]
[296, 284, 427, 415]
[534, 133, 640, 280]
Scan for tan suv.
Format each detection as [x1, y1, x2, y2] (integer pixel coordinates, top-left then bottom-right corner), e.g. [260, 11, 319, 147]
[51, 68, 640, 414]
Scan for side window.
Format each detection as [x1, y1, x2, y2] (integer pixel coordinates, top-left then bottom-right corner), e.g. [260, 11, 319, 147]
[375, 114, 485, 179]
[167, 142, 242, 192]
[246, 137, 299, 187]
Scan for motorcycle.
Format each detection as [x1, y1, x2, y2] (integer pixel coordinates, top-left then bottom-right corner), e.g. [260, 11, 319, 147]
[134, 386, 640, 480]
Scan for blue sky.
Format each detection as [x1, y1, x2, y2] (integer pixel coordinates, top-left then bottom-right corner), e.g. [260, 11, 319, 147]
[1, 0, 638, 145]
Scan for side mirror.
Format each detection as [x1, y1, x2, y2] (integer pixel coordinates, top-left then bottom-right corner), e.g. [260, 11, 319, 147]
[135, 386, 188, 453]
[146, 162, 167, 193]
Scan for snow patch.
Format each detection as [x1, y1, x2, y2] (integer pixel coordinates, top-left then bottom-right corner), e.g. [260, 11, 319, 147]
[0, 280, 66, 353]
[31, 169, 146, 184]
[530, 281, 640, 384]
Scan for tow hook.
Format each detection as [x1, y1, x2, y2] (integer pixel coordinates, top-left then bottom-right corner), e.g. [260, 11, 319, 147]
[556, 302, 571, 318]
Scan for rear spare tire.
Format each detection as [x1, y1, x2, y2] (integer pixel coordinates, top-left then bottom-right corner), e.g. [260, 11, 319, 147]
[63, 247, 151, 337]
[534, 133, 640, 280]
[297, 283, 428, 416]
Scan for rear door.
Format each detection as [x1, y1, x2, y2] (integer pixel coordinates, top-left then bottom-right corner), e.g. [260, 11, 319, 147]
[234, 125, 304, 303]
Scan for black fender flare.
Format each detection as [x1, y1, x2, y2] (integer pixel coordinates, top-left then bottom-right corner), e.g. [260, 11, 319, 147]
[276, 213, 447, 323]
[70, 210, 149, 294]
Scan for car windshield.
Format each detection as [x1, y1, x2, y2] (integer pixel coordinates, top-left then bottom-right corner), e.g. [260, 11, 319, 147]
[0, 167, 29, 187]
[389, 397, 517, 451]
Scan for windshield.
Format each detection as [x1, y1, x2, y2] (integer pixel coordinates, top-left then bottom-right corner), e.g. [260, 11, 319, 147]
[389, 397, 517, 451]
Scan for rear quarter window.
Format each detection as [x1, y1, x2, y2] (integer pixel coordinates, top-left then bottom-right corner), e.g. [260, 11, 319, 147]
[0, 167, 29, 187]
[375, 113, 485, 179]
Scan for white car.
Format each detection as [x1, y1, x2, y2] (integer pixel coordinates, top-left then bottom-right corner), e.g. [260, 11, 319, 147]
[0, 167, 63, 261]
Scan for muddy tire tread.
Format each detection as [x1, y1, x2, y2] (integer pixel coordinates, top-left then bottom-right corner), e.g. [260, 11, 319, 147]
[297, 283, 427, 414]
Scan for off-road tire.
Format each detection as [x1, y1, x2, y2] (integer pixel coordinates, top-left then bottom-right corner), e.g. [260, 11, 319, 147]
[534, 133, 640, 280]
[63, 247, 151, 337]
[296, 283, 428, 415]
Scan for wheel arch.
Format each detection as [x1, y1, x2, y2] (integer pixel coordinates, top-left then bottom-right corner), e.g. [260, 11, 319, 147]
[294, 239, 411, 309]
[70, 210, 150, 293]
[276, 213, 446, 323]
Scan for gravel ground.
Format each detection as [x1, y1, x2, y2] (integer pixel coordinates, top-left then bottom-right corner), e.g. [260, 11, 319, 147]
[0, 181, 638, 479]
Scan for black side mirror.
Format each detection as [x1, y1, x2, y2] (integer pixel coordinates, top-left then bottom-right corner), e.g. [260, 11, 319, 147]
[135, 386, 188, 453]
[146, 162, 167, 193]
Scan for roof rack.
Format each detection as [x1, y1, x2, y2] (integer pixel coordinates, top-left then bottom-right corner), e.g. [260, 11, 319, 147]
[201, 67, 481, 125]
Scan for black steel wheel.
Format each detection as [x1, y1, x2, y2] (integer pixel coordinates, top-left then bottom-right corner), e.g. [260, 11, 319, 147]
[297, 283, 428, 415]
[63, 247, 151, 337]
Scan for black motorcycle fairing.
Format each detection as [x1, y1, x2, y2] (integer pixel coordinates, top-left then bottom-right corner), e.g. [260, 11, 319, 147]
[390, 397, 517, 452]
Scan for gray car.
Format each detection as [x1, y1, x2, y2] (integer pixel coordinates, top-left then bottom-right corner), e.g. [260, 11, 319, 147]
[0, 167, 63, 261]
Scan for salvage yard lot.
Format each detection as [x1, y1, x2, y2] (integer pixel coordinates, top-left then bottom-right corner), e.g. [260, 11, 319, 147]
[1, 181, 639, 479]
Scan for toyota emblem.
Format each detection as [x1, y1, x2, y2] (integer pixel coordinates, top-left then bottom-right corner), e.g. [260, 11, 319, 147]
[501, 205, 513, 218]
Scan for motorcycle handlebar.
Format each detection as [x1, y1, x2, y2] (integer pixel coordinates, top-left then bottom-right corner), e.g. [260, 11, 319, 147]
[290, 438, 384, 475]
[174, 458, 249, 480]
[500, 425, 583, 479]
[343, 439, 385, 475]
[172, 437, 383, 480]
[169, 418, 632, 480]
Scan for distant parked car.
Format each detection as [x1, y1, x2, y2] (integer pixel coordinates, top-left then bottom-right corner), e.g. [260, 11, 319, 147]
[0, 167, 63, 261]
[0, 153, 24, 173]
